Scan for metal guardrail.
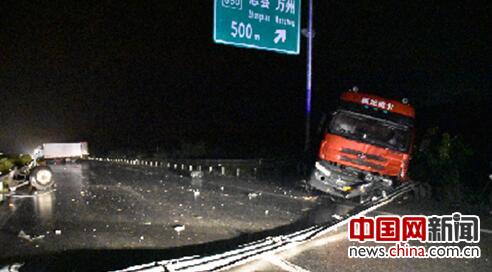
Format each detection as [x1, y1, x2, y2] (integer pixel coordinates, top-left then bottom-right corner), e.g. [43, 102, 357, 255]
[88, 157, 302, 179]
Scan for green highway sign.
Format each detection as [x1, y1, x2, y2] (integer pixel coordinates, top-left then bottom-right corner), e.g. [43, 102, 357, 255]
[214, 0, 301, 55]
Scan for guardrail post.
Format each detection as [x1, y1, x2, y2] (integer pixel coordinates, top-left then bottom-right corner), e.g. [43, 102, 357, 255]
[236, 168, 240, 177]
[209, 166, 213, 173]
[221, 166, 225, 176]
[189, 165, 193, 171]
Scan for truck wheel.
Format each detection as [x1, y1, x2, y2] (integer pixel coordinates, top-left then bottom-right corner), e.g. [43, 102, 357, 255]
[29, 166, 54, 191]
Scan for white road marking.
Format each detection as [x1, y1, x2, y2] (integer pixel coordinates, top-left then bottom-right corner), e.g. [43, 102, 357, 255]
[265, 255, 311, 272]
[480, 228, 492, 234]
[373, 210, 397, 216]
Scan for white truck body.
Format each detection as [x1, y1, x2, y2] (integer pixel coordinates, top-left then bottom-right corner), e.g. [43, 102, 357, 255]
[42, 142, 89, 159]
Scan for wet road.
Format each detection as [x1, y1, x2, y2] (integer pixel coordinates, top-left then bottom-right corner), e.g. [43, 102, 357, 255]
[0, 161, 354, 270]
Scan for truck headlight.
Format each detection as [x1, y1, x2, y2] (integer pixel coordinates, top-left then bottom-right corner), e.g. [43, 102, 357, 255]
[315, 162, 331, 177]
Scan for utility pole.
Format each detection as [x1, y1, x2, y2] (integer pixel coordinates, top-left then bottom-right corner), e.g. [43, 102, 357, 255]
[304, 0, 314, 152]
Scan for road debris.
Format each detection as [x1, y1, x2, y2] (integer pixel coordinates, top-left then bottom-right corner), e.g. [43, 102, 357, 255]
[0, 263, 23, 272]
[173, 224, 185, 234]
[332, 214, 343, 220]
[193, 190, 200, 199]
[17, 230, 30, 241]
[248, 192, 259, 200]
[190, 171, 204, 179]
[302, 195, 318, 201]
[18, 230, 45, 242]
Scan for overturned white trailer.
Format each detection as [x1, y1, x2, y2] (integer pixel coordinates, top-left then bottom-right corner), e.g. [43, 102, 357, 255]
[40, 142, 89, 159]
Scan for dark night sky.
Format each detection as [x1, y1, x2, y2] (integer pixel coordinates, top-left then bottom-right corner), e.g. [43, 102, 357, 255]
[1, 1, 490, 157]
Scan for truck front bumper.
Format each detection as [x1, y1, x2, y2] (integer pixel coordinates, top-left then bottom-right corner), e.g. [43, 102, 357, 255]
[308, 160, 375, 199]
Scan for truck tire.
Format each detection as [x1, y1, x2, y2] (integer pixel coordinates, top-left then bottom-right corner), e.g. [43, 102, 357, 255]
[29, 166, 54, 191]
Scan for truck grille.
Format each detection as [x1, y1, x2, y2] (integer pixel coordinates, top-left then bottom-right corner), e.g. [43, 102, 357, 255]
[341, 148, 388, 162]
[340, 155, 384, 170]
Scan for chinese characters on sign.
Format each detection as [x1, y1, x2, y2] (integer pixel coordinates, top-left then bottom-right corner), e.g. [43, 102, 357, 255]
[275, 0, 296, 14]
[214, 0, 301, 54]
[361, 97, 395, 111]
[248, 0, 271, 9]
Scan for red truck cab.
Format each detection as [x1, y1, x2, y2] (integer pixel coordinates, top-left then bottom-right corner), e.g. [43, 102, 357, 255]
[309, 89, 415, 199]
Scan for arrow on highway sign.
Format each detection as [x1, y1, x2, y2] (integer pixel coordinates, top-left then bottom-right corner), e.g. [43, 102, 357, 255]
[274, 29, 287, 44]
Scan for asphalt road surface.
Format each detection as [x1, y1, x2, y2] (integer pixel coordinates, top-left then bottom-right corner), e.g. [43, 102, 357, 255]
[0, 161, 353, 271]
[1, 162, 490, 271]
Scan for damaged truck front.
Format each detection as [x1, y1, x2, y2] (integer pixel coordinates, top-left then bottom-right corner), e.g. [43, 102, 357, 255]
[309, 88, 416, 200]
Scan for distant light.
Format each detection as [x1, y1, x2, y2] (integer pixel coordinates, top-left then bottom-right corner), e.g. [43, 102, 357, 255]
[402, 98, 409, 104]
[352, 86, 359, 92]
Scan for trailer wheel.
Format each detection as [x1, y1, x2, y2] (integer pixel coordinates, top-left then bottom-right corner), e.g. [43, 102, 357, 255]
[29, 166, 54, 191]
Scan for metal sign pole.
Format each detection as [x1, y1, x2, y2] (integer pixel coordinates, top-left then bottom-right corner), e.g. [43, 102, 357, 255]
[304, 0, 313, 152]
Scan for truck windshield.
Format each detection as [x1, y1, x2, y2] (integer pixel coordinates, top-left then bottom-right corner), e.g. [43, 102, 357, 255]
[328, 111, 411, 152]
